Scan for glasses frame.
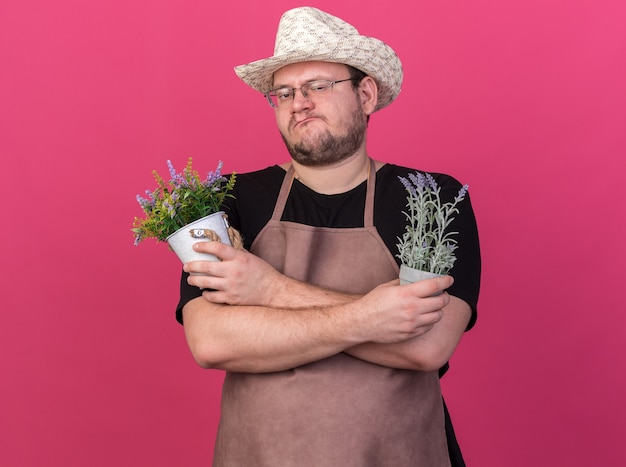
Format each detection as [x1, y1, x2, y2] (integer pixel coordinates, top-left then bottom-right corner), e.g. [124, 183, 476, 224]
[265, 78, 355, 108]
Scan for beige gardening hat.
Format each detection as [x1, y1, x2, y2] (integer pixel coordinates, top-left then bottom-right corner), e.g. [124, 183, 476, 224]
[234, 7, 403, 112]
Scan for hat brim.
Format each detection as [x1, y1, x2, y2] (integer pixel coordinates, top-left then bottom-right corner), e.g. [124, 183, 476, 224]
[234, 35, 403, 112]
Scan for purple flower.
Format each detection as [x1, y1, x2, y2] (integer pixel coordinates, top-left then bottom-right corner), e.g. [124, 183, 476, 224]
[136, 192, 156, 211]
[425, 173, 438, 190]
[398, 176, 417, 197]
[455, 184, 469, 203]
[136, 194, 148, 208]
[167, 160, 187, 187]
[163, 200, 177, 218]
[205, 160, 225, 186]
[167, 160, 177, 179]
[408, 172, 425, 191]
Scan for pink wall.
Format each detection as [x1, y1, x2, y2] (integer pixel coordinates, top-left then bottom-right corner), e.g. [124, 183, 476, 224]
[1, 0, 624, 465]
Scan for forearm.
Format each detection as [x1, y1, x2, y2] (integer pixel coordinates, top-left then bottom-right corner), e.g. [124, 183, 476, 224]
[183, 273, 457, 373]
[344, 296, 472, 371]
[182, 296, 360, 373]
[264, 274, 357, 309]
[263, 280, 472, 372]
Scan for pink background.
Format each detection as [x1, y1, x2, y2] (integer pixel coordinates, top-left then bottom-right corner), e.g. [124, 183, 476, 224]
[1, 0, 625, 465]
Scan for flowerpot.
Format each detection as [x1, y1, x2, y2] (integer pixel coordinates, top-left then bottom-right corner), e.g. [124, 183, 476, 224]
[399, 264, 443, 285]
[166, 211, 232, 264]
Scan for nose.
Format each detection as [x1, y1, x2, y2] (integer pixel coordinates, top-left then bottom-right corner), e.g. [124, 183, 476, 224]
[290, 87, 313, 112]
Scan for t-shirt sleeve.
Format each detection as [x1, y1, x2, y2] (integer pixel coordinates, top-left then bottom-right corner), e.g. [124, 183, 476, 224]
[175, 270, 202, 324]
[418, 172, 481, 330]
[444, 189, 481, 330]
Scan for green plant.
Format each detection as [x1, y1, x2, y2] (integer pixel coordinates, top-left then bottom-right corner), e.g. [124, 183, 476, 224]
[132, 158, 236, 245]
[396, 172, 468, 274]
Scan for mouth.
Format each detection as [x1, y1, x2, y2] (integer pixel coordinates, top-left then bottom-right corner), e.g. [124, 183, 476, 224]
[292, 115, 323, 130]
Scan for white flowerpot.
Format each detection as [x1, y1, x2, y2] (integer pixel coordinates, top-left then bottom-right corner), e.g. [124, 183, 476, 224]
[399, 264, 443, 285]
[166, 211, 232, 264]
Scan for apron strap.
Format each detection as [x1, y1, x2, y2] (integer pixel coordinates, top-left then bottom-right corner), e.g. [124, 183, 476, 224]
[364, 158, 376, 227]
[270, 165, 296, 221]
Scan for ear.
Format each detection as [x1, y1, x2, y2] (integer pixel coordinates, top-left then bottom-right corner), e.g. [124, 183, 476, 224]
[358, 76, 378, 115]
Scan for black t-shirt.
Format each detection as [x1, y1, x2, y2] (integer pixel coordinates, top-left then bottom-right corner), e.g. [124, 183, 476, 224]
[176, 162, 481, 327]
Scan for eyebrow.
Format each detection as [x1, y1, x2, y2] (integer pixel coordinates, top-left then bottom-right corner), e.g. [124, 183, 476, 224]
[270, 77, 331, 90]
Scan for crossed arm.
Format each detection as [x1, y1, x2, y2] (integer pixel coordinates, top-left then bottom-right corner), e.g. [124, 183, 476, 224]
[181, 241, 471, 373]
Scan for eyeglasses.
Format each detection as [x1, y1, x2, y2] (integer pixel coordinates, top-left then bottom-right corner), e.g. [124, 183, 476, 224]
[265, 78, 355, 108]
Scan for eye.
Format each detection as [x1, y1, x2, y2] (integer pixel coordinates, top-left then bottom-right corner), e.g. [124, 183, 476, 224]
[307, 81, 331, 93]
[274, 89, 293, 101]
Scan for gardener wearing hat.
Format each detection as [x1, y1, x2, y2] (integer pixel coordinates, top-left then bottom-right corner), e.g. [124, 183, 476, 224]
[177, 7, 480, 467]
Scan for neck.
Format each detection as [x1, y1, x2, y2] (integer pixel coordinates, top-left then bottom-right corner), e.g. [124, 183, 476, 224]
[291, 153, 372, 194]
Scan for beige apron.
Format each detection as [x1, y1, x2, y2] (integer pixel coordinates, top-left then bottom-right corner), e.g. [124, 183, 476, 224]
[213, 160, 450, 467]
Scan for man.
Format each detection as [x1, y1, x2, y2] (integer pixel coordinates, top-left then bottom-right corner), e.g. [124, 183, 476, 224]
[176, 7, 480, 467]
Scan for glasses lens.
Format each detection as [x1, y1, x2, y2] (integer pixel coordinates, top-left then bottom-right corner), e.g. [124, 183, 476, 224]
[269, 89, 293, 107]
[267, 80, 348, 108]
[303, 81, 332, 94]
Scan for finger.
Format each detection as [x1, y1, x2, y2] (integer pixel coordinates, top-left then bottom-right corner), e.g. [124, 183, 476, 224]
[184, 259, 227, 278]
[202, 289, 235, 305]
[412, 310, 443, 335]
[412, 324, 434, 336]
[418, 292, 451, 314]
[410, 275, 454, 297]
[192, 240, 236, 260]
[187, 272, 227, 290]
[202, 289, 223, 304]
[428, 309, 444, 325]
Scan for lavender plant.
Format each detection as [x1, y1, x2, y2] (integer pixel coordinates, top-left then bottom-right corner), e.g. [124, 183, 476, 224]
[396, 172, 469, 275]
[132, 158, 236, 245]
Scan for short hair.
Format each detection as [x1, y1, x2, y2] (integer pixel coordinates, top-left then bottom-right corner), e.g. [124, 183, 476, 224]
[347, 65, 371, 122]
[347, 65, 368, 89]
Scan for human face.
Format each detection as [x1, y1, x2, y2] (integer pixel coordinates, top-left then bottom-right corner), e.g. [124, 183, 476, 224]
[272, 62, 369, 167]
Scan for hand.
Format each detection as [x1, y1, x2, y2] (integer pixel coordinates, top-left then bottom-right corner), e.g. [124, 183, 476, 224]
[352, 276, 453, 345]
[183, 241, 286, 307]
